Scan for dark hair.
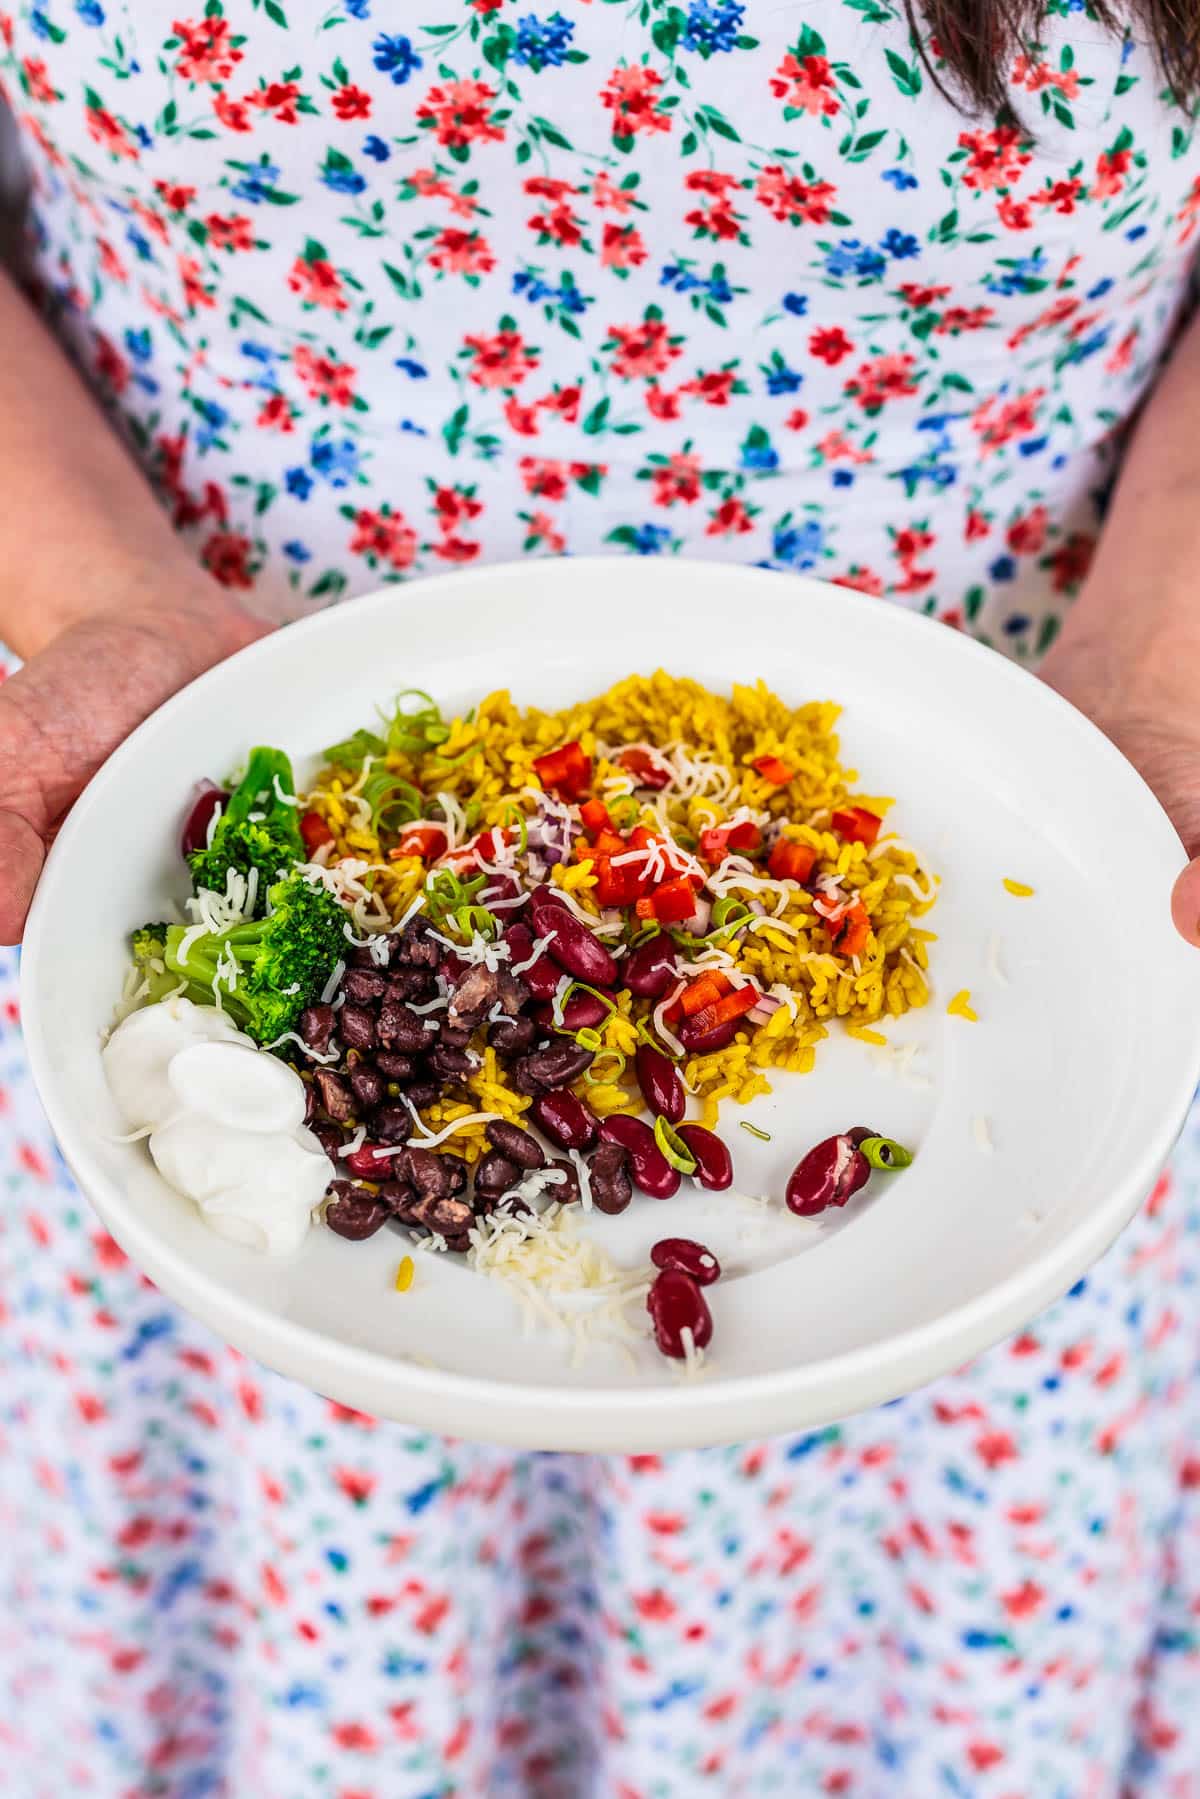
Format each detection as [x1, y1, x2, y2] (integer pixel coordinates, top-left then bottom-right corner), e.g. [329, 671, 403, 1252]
[905, 0, 1199, 114]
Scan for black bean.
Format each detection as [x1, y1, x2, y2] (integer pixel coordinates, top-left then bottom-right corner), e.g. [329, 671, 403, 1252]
[298, 1003, 335, 1055]
[325, 1181, 390, 1241]
[474, 1150, 521, 1201]
[315, 1068, 355, 1123]
[342, 967, 387, 1003]
[374, 1051, 418, 1081]
[496, 972, 530, 1017]
[447, 963, 501, 1029]
[404, 1147, 452, 1201]
[385, 967, 437, 1001]
[513, 1039, 595, 1093]
[587, 1142, 633, 1216]
[339, 1004, 377, 1051]
[440, 1024, 473, 1050]
[485, 1119, 545, 1170]
[394, 921, 440, 968]
[409, 1192, 475, 1239]
[378, 1000, 431, 1052]
[488, 1015, 538, 1057]
[547, 1157, 581, 1206]
[310, 1121, 344, 1164]
[348, 1065, 384, 1112]
[372, 1104, 415, 1144]
[429, 1043, 476, 1081]
[348, 945, 383, 969]
[303, 1080, 317, 1126]
[405, 1081, 439, 1109]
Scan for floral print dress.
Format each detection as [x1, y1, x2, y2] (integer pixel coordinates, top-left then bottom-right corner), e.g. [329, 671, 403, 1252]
[3, 4, 1200, 1796]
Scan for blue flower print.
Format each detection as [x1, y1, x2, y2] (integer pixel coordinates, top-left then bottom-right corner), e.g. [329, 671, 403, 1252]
[321, 153, 366, 196]
[824, 240, 887, 282]
[76, 0, 104, 23]
[882, 167, 918, 191]
[345, 0, 370, 14]
[773, 516, 825, 569]
[363, 135, 390, 162]
[880, 228, 919, 260]
[372, 34, 422, 85]
[230, 159, 281, 205]
[311, 435, 362, 488]
[631, 524, 673, 554]
[782, 292, 809, 316]
[513, 13, 575, 72]
[681, 0, 745, 55]
[285, 467, 314, 500]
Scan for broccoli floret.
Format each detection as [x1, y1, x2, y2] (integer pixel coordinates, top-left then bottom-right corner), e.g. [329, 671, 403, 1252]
[187, 746, 305, 911]
[163, 874, 348, 1044]
[129, 920, 211, 1007]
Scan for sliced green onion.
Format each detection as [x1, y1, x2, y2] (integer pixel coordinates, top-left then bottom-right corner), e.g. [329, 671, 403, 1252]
[635, 1016, 684, 1061]
[503, 803, 529, 857]
[610, 794, 640, 831]
[575, 1026, 603, 1053]
[628, 921, 661, 949]
[739, 1120, 771, 1142]
[584, 1049, 627, 1086]
[455, 905, 498, 941]
[561, 980, 617, 1018]
[859, 1134, 913, 1171]
[654, 1115, 697, 1174]
[713, 896, 751, 929]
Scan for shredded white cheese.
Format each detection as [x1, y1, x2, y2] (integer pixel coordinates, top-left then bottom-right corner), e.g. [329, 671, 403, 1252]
[320, 958, 346, 1005]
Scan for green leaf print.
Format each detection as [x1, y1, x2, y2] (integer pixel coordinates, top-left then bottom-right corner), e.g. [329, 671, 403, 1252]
[884, 50, 922, 98]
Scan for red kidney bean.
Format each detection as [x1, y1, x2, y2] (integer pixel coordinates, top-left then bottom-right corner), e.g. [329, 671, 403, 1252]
[622, 935, 678, 1000]
[531, 1089, 599, 1152]
[515, 942, 566, 1002]
[504, 920, 535, 961]
[527, 884, 570, 921]
[677, 1016, 741, 1055]
[635, 1043, 685, 1123]
[180, 782, 228, 859]
[650, 1237, 721, 1285]
[540, 908, 618, 989]
[676, 1124, 733, 1191]
[646, 1269, 713, 1359]
[587, 1141, 633, 1215]
[343, 1141, 388, 1180]
[533, 990, 610, 1034]
[546, 1157, 582, 1206]
[598, 1114, 680, 1199]
[848, 1126, 876, 1146]
[785, 1133, 870, 1217]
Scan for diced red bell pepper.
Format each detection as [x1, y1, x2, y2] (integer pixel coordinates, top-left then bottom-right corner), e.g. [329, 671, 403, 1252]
[299, 810, 336, 856]
[534, 740, 592, 800]
[831, 806, 882, 847]
[752, 755, 795, 786]
[687, 984, 761, 1038]
[699, 820, 762, 863]
[591, 829, 628, 859]
[579, 799, 613, 837]
[833, 901, 871, 958]
[648, 875, 699, 925]
[391, 823, 449, 862]
[618, 746, 671, 791]
[592, 858, 636, 908]
[634, 895, 657, 921]
[679, 972, 732, 1018]
[768, 838, 817, 884]
[628, 824, 664, 852]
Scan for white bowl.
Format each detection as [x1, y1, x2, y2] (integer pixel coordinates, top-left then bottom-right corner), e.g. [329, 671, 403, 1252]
[21, 560, 1200, 1449]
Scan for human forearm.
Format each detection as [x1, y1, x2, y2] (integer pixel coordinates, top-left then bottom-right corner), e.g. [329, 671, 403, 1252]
[0, 266, 250, 660]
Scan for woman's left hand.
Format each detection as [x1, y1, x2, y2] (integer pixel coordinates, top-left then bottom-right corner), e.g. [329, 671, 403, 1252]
[1041, 635, 1200, 948]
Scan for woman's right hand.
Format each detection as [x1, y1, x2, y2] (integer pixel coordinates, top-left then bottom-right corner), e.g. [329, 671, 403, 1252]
[0, 591, 267, 944]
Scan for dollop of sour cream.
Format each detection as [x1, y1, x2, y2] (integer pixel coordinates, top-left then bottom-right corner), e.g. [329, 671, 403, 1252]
[102, 995, 329, 1255]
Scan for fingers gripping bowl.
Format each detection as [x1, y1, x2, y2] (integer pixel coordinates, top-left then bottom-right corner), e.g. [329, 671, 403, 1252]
[21, 562, 1200, 1450]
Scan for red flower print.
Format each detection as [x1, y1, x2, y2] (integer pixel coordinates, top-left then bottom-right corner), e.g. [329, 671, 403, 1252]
[935, 305, 994, 335]
[540, 384, 581, 422]
[898, 282, 951, 309]
[86, 106, 138, 161]
[293, 344, 357, 406]
[755, 165, 837, 225]
[684, 170, 744, 241]
[816, 430, 871, 464]
[651, 451, 702, 507]
[172, 14, 244, 85]
[256, 392, 295, 433]
[785, 407, 809, 430]
[471, 0, 503, 10]
[523, 509, 566, 553]
[1105, 326, 1138, 374]
[974, 1428, 1019, 1468]
[154, 179, 195, 212]
[1001, 1578, 1046, 1619]
[332, 1723, 379, 1753]
[179, 254, 215, 311]
[417, 78, 505, 150]
[520, 458, 570, 501]
[429, 228, 496, 276]
[633, 1589, 676, 1621]
[1092, 146, 1131, 199]
[213, 90, 252, 132]
[608, 316, 680, 380]
[504, 397, 541, 435]
[965, 508, 991, 540]
[971, 388, 1044, 455]
[464, 327, 539, 390]
[434, 535, 482, 564]
[98, 238, 129, 282]
[206, 213, 254, 252]
[996, 195, 1033, 230]
[592, 171, 634, 213]
[967, 1742, 1005, 1773]
[433, 485, 484, 531]
[1178, 175, 1200, 242]
[1046, 531, 1093, 593]
[706, 497, 754, 537]
[201, 530, 255, 589]
[809, 326, 854, 365]
[349, 506, 418, 571]
[1011, 53, 1079, 99]
[843, 352, 918, 414]
[682, 367, 738, 406]
[334, 1468, 377, 1506]
[1006, 504, 1048, 554]
[248, 80, 303, 123]
[833, 565, 885, 596]
[601, 221, 648, 269]
[770, 52, 839, 118]
[957, 126, 1031, 192]
[332, 83, 372, 120]
[288, 254, 349, 312]
[21, 57, 59, 103]
[599, 64, 671, 139]
[1032, 176, 1083, 215]
[894, 526, 934, 561]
